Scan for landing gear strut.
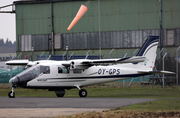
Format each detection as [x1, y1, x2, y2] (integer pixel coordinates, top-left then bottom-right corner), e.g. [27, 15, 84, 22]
[8, 88, 15, 98]
[76, 86, 87, 97]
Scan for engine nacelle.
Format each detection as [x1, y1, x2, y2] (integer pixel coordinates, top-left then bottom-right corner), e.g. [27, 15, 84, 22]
[70, 60, 89, 70]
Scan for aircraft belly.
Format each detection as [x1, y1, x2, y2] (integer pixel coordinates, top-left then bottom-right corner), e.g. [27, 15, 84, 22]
[67, 74, 122, 85]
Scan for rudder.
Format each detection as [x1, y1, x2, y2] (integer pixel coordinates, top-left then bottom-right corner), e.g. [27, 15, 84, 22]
[136, 36, 159, 70]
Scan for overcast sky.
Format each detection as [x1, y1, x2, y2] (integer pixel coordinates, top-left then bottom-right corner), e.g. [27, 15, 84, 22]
[0, 0, 16, 42]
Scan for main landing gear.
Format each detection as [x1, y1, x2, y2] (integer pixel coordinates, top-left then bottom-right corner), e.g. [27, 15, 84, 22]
[76, 86, 87, 97]
[55, 90, 65, 97]
[55, 87, 87, 98]
[79, 89, 87, 97]
[8, 88, 15, 98]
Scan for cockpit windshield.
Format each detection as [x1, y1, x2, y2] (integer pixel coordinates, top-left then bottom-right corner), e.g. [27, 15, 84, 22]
[16, 65, 50, 80]
[9, 65, 50, 88]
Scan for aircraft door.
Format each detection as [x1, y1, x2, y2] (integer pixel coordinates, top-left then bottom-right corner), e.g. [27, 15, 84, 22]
[58, 67, 69, 82]
[67, 69, 86, 83]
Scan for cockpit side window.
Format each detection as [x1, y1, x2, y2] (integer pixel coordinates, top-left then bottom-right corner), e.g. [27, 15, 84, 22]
[40, 66, 50, 74]
[58, 67, 69, 74]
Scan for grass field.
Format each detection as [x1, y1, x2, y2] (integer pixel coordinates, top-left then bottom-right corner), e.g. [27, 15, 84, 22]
[1, 83, 180, 117]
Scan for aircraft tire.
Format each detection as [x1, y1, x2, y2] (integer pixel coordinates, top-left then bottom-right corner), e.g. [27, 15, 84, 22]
[56, 93, 65, 97]
[79, 89, 87, 97]
[8, 91, 15, 98]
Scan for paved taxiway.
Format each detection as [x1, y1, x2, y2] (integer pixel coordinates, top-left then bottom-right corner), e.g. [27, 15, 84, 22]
[0, 97, 156, 108]
[0, 97, 157, 118]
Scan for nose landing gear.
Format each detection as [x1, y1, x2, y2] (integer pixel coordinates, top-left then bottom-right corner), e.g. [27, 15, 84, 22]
[8, 88, 15, 98]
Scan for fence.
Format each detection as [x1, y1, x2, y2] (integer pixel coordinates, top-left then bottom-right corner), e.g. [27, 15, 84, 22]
[0, 62, 24, 83]
[1, 47, 180, 86]
[37, 55, 100, 61]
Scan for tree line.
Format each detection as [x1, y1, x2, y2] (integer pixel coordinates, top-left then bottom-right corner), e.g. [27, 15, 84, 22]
[0, 38, 16, 47]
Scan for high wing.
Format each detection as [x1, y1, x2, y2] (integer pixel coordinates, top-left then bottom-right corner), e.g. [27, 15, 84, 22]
[5, 60, 30, 66]
[62, 56, 146, 70]
[5, 60, 56, 67]
[81, 56, 145, 65]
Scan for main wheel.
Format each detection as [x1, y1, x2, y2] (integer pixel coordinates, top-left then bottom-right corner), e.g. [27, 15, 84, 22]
[56, 93, 65, 97]
[79, 89, 87, 97]
[55, 90, 65, 97]
[8, 91, 15, 98]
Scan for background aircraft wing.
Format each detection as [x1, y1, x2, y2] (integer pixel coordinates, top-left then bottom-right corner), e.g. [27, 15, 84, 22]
[5, 60, 29, 66]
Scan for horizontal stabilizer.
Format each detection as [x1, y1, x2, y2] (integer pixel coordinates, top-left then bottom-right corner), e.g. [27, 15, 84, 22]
[138, 70, 175, 74]
[5, 60, 29, 66]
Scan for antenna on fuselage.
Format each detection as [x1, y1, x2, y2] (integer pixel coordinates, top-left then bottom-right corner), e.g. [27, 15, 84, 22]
[66, 46, 69, 61]
[31, 47, 34, 61]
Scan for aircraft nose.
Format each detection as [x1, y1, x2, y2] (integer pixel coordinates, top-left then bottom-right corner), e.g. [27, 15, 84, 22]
[9, 76, 19, 88]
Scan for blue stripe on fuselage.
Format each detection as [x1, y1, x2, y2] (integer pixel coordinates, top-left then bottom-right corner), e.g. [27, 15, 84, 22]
[47, 73, 150, 80]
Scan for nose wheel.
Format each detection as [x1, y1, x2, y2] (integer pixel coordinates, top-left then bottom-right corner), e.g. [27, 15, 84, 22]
[8, 88, 15, 98]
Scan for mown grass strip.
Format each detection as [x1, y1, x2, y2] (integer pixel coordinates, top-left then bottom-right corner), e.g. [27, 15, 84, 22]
[120, 99, 180, 111]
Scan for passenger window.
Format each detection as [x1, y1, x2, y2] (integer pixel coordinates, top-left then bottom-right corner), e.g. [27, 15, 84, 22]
[58, 67, 62, 73]
[58, 67, 69, 74]
[73, 70, 82, 74]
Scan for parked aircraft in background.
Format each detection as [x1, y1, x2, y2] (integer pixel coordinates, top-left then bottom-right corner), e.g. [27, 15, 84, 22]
[6, 36, 174, 98]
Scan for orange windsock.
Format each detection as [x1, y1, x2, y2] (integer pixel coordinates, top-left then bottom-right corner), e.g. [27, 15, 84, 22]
[67, 5, 88, 31]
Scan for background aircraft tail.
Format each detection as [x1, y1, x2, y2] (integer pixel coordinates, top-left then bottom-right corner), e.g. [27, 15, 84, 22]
[135, 36, 159, 70]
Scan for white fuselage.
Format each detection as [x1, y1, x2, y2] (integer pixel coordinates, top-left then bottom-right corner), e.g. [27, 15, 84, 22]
[25, 61, 147, 88]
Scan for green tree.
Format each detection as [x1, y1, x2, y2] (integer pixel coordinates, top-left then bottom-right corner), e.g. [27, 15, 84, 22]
[0, 39, 4, 46]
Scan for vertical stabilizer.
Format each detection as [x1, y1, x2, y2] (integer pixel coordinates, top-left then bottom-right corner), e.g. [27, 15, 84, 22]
[136, 36, 159, 70]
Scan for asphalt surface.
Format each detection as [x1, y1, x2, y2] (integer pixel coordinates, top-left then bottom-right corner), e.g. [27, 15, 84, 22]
[0, 97, 157, 109]
[0, 97, 158, 118]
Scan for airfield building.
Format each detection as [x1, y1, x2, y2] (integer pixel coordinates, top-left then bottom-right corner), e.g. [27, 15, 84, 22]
[12, 0, 180, 60]
[0, 0, 179, 84]
[10, 0, 180, 83]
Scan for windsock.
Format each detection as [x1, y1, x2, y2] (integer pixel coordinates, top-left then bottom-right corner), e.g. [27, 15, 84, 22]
[67, 5, 88, 31]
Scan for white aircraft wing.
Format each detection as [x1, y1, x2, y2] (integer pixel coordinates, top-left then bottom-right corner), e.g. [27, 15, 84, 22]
[81, 56, 146, 65]
[62, 56, 146, 70]
[6, 60, 29, 66]
[138, 70, 175, 74]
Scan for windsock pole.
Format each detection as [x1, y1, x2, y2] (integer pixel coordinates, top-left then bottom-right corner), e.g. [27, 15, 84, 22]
[67, 5, 88, 31]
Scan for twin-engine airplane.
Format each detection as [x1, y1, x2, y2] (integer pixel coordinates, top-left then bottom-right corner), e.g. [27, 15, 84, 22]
[6, 36, 174, 98]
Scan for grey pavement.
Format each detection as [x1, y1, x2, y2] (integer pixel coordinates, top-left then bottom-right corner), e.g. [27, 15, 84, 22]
[0, 97, 157, 109]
